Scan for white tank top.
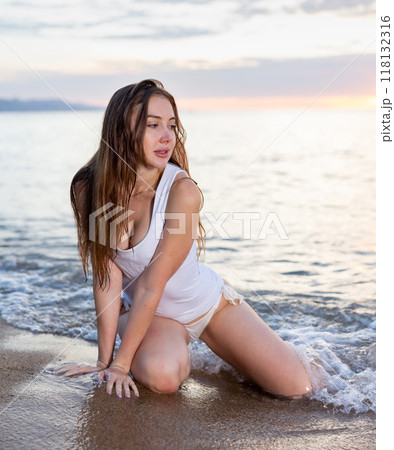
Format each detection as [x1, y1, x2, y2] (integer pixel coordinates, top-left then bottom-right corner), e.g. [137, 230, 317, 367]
[114, 162, 224, 324]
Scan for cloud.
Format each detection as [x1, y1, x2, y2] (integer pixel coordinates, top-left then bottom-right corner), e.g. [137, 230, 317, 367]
[0, 11, 148, 36]
[298, 0, 375, 15]
[211, 0, 273, 18]
[104, 26, 215, 40]
[0, 54, 374, 104]
[164, 54, 375, 98]
[0, 0, 375, 47]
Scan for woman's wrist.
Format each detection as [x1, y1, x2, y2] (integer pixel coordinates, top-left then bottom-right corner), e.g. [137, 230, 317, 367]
[96, 358, 111, 368]
[110, 362, 129, 373]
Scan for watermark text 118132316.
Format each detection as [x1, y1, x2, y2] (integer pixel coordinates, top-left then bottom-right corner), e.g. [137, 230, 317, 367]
[380, 15, 392, 143]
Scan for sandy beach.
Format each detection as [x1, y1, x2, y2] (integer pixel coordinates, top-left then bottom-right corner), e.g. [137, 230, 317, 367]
[0, 318, 375, 449]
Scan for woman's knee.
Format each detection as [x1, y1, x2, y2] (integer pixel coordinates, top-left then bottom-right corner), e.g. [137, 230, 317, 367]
[267, 362, 312, 398]
[134, 355, 190, 394]
[276, 376, 312, 398]
[147, 359, 190, 394]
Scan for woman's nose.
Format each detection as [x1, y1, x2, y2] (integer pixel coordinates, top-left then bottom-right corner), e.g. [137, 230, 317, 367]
[160, 128, 173, 143]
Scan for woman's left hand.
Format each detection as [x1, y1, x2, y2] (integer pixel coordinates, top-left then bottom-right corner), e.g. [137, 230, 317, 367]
[53, 360, 107, 377]
[98, 364, 140, 398]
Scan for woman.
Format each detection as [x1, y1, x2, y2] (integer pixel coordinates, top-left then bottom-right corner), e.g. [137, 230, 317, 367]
[55, 79, 312, 399]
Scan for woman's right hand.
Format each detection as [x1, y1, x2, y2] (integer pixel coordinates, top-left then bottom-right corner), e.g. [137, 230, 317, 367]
[98, 364, 140, 398]
[53, 360, 108, 377]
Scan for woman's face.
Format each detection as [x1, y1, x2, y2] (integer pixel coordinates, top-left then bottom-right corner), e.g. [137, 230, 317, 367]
[139, 95, 176, 170]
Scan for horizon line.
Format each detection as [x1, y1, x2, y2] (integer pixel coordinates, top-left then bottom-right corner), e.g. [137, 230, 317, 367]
[0, 95, 375, 111]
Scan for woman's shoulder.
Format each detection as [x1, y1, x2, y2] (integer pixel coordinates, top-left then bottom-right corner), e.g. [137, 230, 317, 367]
[168, 172, 202, 211]
[166, 162, 196, 193]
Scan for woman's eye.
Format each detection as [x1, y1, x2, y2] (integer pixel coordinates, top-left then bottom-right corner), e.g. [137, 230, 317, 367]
[147, 123, 175, 130]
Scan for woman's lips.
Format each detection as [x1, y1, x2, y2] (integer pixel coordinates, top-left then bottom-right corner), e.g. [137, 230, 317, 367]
[154, 149, 170, 158]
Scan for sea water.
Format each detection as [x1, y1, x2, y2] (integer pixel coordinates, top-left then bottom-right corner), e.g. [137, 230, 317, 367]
[0, 108, 375, 414]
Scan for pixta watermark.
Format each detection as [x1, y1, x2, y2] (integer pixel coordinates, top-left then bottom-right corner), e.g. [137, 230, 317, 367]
[89, 204, 288, 248]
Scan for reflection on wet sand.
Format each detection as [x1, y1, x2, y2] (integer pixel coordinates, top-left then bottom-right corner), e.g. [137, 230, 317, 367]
[0, 320, 375, 449]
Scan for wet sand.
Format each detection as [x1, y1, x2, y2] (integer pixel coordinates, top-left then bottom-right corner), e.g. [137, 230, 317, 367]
[0, 318, 375, 449]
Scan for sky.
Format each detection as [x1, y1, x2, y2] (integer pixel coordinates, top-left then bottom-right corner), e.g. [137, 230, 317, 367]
[0, 0, 376, 109]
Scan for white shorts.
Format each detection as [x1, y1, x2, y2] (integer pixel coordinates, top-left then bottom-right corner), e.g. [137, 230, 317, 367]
[184, 284, 244, 342]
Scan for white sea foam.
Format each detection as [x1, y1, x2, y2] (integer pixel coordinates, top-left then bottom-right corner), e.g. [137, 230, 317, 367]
[0, 259, 376, 415]
[188, 336, 375, 414]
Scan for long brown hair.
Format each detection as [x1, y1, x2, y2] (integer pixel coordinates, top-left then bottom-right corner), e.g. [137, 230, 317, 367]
[70, 79, 205, 289]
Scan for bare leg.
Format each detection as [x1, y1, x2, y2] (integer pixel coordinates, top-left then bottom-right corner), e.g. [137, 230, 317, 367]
[118, 314, 190, 394]
[200, 301, 312, 398]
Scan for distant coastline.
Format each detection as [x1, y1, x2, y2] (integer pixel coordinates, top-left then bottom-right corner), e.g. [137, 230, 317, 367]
[0, 98, 102, 112]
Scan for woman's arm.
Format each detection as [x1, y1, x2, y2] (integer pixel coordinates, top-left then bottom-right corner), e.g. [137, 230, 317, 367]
[93, 259, 122, 367]
[56, 257, 139, 397]
[102, 178, 202, 395]
[55, 181, 121, 376]
[54, 257, 122, 376]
